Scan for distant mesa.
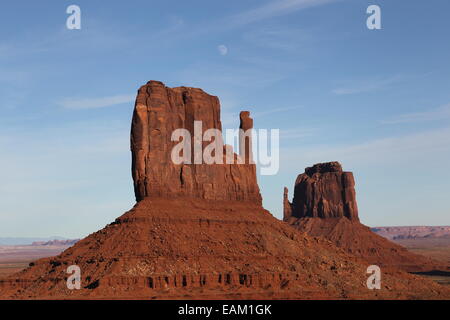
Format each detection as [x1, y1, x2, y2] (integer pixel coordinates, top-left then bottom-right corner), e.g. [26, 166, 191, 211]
[284, 161, 448, 273]
[372, 226, 450, 240]
[31, 239, 79, 247]
[0, 237, 70, 246]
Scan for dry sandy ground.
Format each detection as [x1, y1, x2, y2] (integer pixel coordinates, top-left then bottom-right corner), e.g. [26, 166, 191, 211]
[394, 238, 450, 264]
[392, 237, 450, 285]
[0, 245, 70, 279]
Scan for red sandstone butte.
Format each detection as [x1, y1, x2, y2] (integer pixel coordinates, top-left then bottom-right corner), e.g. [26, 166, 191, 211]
[284, 162, 449, 273]
[0, 82, 449, 300]
[131, 81, 260, 203]
[285, 162, 358, 221]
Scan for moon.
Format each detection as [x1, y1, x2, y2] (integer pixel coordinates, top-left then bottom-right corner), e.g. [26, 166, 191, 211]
[218, 45, 228, 56]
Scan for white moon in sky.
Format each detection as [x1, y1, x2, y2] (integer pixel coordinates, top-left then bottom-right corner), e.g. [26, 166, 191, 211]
[218, 45, 228, 56]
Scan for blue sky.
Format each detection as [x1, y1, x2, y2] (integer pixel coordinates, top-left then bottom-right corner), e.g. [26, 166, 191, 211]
[1, 0, 449, 238]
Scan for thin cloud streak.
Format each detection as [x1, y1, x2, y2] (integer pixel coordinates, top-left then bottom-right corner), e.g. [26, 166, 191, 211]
[181, 0, 340, 39]
[59, 94, 135, 110]
[228, 0, 340, 27]
[281, 126, 450, 168]
[252, 106, 302, 118]
[241, 27, 311, 52]
[281, 127, 316, 139]
[332, 75, 403, 95]
[382, 103, 450, 124]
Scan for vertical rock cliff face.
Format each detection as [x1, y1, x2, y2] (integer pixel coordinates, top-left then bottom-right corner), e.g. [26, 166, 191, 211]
[239, 111, 253, 164]
[131, 80, 261, 203]
[285, 162, 359, 221]
[283, 187, 292, 221]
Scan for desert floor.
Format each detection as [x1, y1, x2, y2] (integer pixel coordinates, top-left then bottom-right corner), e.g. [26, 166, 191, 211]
[0, 245, 70, 279]
[394, 237, 450, 285]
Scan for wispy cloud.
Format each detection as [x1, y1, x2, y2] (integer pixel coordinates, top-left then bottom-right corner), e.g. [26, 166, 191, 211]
[282, 126, 450, 168]
[281, 127, 316, 139]
[381, 103, 450, 124]
[0, 19, 130, 60]
[252, 106, 302, 118]
[221, 107, 305, 129]
[181, 0, 340, 39]
[59, 94, 135, 110]
[242, 27, 311, 52]
[332, 75, 403, 95]
[177, 61, 286, 91]
[227, 0, 339, 27]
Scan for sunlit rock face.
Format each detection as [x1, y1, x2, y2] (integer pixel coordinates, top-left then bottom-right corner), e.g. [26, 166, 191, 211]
[131, 80, 261, 203]
[284, 162, 359, 221]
